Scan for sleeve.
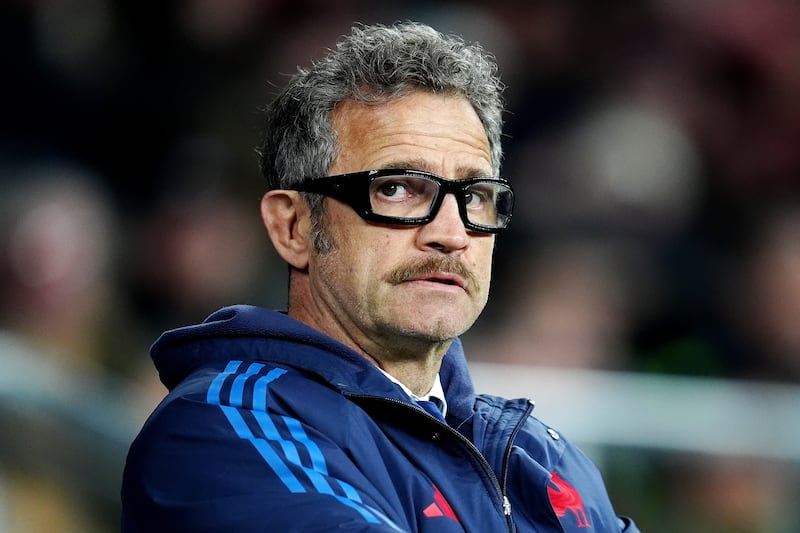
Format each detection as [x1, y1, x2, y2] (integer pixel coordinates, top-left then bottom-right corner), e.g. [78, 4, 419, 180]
[121, 373, 408, 532]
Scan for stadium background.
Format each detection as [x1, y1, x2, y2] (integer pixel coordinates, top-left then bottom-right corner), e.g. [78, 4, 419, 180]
[2, 1, 800, 531]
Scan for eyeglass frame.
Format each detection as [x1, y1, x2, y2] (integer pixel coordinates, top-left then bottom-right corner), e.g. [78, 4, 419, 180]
[287, 168, 514, 234]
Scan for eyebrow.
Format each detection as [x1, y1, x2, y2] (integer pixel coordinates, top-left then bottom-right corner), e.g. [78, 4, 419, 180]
[378, 159, 494, 179]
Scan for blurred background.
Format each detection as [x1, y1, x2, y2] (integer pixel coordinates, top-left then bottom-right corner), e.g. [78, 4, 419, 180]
[1, 0, 799, 531]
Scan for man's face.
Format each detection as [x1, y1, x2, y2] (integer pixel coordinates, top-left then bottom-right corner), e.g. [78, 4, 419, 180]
[307, 91, 497, 360]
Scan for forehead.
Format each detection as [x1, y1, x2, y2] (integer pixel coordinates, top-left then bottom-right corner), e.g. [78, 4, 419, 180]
[329, 91, 492, 178]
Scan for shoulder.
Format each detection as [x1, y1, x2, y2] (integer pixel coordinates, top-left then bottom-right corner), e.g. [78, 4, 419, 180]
[474, 393, 613, 500]
[122, 359, 381, 530]
[474, 393, 570, 468]
[139, 358, 359, 444]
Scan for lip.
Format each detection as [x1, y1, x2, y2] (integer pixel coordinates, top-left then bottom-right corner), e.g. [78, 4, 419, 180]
[406, 272, 466, 291]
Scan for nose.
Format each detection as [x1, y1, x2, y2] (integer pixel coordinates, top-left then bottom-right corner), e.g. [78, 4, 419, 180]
[416, 193, 469, 253]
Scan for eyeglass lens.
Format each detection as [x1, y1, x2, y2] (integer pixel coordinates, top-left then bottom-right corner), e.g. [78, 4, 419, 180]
[368, 175, 511, 228]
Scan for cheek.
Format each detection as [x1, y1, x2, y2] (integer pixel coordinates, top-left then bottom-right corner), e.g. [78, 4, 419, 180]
[473, 241, 496, 277]
[361, 232, 400, 275]
[331, 226, 392, 277]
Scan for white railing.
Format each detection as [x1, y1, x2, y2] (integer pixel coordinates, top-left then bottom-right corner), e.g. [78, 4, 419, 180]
[469, 362, 800, 462]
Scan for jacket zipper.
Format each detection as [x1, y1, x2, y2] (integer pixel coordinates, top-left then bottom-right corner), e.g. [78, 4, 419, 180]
[351, 395, 526, 533]
[499, 399, 535, 533]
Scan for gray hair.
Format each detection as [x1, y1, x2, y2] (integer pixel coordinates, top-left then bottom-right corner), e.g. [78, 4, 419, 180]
[257, 22, 505, 251]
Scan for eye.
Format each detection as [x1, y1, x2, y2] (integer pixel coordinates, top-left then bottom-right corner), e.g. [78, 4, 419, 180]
[371, 176, 435, 202]
[463, 186, 492, 209]
[375, 179, 410, 201]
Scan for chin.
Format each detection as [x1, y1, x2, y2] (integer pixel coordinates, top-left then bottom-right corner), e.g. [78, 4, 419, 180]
[393, 314, 473, 342]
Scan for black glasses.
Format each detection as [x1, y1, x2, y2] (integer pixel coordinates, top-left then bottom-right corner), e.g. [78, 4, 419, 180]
[289, 169, 514, 234]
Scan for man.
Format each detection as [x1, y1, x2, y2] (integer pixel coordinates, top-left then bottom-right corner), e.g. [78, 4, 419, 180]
[122, 22, 639, 532]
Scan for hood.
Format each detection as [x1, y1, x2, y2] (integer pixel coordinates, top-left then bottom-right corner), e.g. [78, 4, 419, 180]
[150, 305, 477, 420]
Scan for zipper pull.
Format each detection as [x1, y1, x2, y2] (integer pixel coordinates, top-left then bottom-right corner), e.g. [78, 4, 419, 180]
[503, 495, 512, 516]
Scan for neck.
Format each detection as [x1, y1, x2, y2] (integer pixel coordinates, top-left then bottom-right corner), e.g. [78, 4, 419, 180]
[287, 271, 450, 396]
[368, 351, 445, 397]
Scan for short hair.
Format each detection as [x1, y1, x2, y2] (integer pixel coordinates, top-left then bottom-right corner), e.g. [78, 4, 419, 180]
[257, 22, 505, 252]
[258, 21, 505, 184]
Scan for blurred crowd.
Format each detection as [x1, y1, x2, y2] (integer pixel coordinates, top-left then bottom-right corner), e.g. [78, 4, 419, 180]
[2, 0, 799, 531]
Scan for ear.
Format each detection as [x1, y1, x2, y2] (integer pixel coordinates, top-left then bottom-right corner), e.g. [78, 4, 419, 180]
[260, 190, 311, 270]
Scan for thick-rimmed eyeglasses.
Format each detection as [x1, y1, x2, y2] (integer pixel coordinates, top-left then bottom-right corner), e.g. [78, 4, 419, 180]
[289, 169, 514, 234]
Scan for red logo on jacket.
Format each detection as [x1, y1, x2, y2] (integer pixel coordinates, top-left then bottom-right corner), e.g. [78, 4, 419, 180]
[423, 484, 460, 524]
[547, 471, 591, 528]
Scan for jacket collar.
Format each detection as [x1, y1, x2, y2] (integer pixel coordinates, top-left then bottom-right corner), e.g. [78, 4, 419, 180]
[151, 305, 477, 421]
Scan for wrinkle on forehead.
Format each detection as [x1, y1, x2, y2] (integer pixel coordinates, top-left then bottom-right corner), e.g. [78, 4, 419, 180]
[375, 157, 494, 180]
[329, 92, 492, 177]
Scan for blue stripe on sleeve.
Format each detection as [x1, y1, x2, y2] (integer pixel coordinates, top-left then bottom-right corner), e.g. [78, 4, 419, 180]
[206, 360, 397, 528]
[206, 360, 242, 404]
[334, 496, 383, 524]
[283, 416, 328, 475]
[335, 478, 367, 502]
[219, 405, 305, 493]
[207, 361, 305, 493]
[252, 368, 288, 411]
[250, 410, 301, 463]
[252, 411, 334, 495]
[229, 362, 265, 407]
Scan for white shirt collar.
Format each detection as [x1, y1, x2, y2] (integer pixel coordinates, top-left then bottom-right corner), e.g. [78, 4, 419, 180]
[378, 369, 448, 417]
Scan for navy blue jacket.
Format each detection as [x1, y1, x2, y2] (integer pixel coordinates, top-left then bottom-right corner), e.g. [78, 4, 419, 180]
[122, 305, 638, 532]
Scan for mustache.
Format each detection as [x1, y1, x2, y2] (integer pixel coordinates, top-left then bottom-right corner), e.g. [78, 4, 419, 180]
[386, 256, 479, 293]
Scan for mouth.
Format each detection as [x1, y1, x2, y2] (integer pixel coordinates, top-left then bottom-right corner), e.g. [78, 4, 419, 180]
[388, 257, 476, 294]
[411, 272, 466, 290]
